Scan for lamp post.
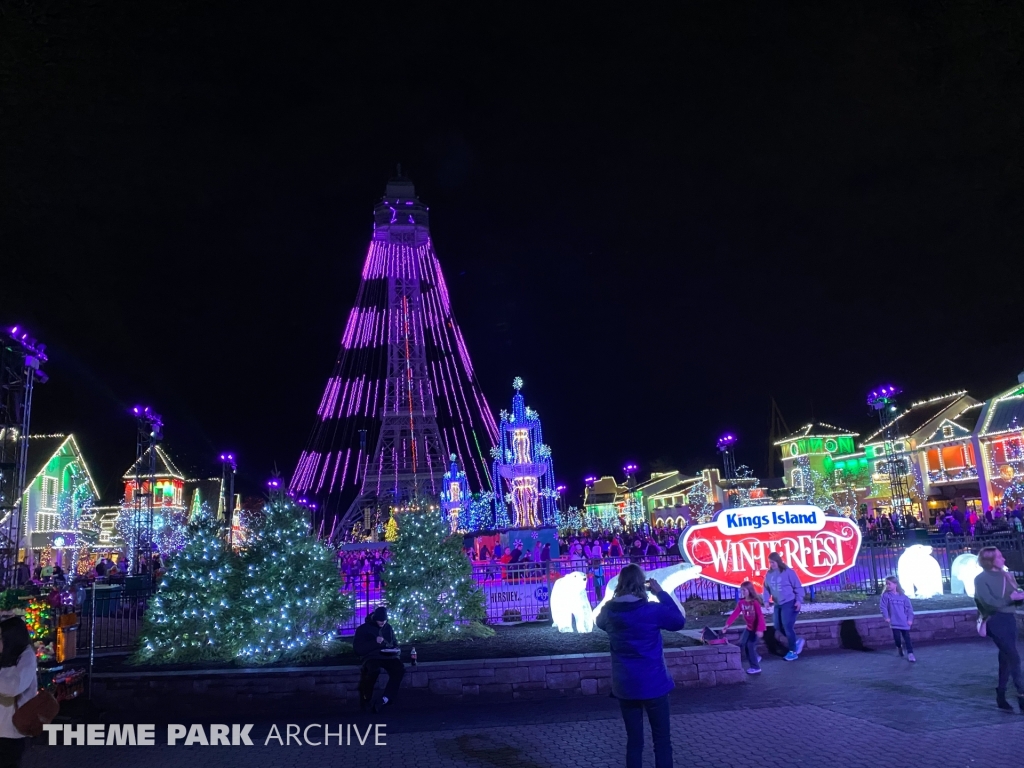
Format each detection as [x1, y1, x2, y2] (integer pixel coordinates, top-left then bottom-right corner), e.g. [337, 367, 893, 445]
[131, 405, 163, 576]
[219, 453, 236, 547]
[717, 434, 737, 480]
[867, 385, 912, 525]
[623, 463, 641, 530]
[555, 484, 567, 516]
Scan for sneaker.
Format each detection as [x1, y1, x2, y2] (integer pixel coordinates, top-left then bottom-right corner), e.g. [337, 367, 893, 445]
[795, 638, 805, 655]
[785, 651, 799, 661]
[907, 653, 916, 663]
[746, 667, 762, 675]
[897, 648, 904, 657]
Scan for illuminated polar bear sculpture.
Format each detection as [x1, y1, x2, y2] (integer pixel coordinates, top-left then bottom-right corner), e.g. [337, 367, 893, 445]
[592, 562, 703, 632]
[897, 544, 944, 598]
[550, 571, 595, 633]
[950, 553, 983, 597]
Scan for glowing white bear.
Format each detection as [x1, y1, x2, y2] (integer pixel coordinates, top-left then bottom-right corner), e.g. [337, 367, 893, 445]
[592, 562, 703, 632]
[550, 571, 595, 633]
[897, 544, 944, 598]
[950, 552, 983, 597]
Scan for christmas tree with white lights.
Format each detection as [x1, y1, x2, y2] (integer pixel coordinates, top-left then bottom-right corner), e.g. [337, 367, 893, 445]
[134, 518, 239, 663]
[135, 496, 350, 665]
[234, 497, 352, 663]
[384, 500, 489, 641]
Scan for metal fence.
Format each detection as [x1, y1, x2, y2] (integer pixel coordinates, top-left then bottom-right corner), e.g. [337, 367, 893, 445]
[811, 531, 1024, 595]
[61, 581, 153, 653]
[337, 532, 1024, 633]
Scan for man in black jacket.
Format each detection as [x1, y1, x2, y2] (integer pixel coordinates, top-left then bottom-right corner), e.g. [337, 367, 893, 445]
[353, 606, 405, 712]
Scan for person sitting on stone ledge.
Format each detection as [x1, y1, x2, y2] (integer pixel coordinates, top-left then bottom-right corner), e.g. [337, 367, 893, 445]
[353, 606, 405, 714]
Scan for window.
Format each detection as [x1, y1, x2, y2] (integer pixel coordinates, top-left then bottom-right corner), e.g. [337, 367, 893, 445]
[791, 468, 805, 490]
[834, 469, 843, 486]
[893, 441, 906, 453]
[942, 424, 954, 440]
[40, 477, 59, 510]
[874, 460, 888, 475]
[824, 439, 839, 453]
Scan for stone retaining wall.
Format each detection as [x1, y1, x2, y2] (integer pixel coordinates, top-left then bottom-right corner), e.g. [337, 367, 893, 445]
[722, 607, 1002, 653]
[92, 644, 743, 708]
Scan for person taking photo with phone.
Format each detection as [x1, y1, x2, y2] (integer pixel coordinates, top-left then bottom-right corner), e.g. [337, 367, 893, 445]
[596, 563, 686, 768]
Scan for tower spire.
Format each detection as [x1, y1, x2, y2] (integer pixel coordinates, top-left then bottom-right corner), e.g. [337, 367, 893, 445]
[291, 177, 498, 537]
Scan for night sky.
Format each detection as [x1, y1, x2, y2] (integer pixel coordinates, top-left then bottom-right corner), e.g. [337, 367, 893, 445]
[2, 3, 1021, 505]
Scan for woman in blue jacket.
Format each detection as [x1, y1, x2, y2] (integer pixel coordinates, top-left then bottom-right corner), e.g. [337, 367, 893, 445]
[596, 563, 686, 768]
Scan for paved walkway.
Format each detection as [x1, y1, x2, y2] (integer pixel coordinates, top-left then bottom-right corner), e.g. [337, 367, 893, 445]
[26, 638, 1024, 766]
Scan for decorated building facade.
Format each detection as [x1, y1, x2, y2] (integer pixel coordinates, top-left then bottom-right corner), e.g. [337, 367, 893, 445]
[20, 434, 99, 567]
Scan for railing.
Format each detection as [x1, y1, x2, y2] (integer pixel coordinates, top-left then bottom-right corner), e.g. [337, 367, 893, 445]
[812, 530, 1024, 595]
[63, 581, 154, 653]
[337, 555, 739, 634]
[337, 532, 1024, 634]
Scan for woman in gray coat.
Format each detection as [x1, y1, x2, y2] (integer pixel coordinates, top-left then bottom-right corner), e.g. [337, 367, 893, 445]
[764, 552, 804, 661]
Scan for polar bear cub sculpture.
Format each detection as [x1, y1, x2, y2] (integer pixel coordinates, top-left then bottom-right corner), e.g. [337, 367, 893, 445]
[592, 562, 703, 632]
[550, 571, 595, 633]
[897, 544, 943, 598]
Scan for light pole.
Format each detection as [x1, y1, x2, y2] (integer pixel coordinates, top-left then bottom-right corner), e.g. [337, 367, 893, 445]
[623, 463, 640, 530]
[556, 485, 567, 516]
[867, 385, 912, 525]
[717, 434, 737, 480]
[219, 453, 236, 547]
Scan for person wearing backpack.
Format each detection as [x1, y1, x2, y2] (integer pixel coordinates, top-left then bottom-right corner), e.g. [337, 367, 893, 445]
[0, 616, 38, 766]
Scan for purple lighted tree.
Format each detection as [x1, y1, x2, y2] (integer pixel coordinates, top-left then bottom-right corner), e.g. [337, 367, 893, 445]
[291, 174, 498, 536]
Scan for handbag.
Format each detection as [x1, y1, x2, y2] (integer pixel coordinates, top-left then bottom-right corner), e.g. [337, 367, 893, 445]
[977, 572, 1014, 638]
[12, 690, 59, 737]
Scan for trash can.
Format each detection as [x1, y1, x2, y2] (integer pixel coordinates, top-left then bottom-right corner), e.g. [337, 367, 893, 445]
[58, 626, 77, 662]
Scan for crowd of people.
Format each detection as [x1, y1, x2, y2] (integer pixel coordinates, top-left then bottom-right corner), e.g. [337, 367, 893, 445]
[858, 502, 1024, 539]
[353, 544, 1024, 768]
[340, 549, 388, 592]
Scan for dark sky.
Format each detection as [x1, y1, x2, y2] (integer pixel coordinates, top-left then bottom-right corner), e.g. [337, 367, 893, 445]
[2, 2, 1022, 505]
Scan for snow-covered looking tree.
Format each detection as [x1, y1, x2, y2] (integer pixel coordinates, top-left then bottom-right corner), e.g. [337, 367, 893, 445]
[383, 500, 488, 641]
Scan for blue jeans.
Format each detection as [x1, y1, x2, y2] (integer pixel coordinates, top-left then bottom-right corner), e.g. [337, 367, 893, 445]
[618, 694, 672, 768]
[773, 601, 801, 652]
[740, 629, 760, 669]
[891, 628, 914, 654]
[987, 612, 1023, 694]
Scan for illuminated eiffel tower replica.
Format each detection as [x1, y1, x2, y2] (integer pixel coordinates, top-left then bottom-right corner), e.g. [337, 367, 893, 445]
[291, 172, 498, 537]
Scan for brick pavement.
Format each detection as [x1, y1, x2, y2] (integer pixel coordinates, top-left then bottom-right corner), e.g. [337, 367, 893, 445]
[24, 638, 1024, 767]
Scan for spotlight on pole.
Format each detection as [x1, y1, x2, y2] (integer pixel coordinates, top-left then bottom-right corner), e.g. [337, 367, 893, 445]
[717, 433, 737, 479]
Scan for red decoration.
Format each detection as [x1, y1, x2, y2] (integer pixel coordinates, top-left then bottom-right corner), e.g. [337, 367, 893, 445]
[681, 507, 862, 589]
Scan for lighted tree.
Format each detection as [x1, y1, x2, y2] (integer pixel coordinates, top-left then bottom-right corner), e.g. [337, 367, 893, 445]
[384, 500, 489, 641]
[135, 497, 351, 665]
[233, 497, 352, 663]
[134, 518, 238, 663]
[1001, 465, 1024, 509]
[793, 457, 836, 510]
[384, 515, 399, 542]
[560, 505, 583, 533]
[686, 480, 716, 524]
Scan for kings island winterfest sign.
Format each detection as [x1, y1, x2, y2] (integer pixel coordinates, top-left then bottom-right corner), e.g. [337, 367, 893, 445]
[680, 505, 862, 589]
